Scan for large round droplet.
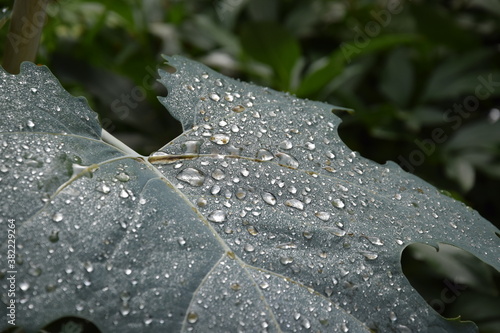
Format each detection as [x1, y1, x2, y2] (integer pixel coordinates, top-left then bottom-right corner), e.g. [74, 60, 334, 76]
[207, 210, 227, 223]
[176, 168, 205, 187]
[211, 168, 226, 180]
[187, 312, 198, 324]
[52, 213, 63, 222]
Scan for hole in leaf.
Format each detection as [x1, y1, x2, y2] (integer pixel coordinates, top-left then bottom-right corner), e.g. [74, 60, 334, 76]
[41, 316, 101, 333]
[0, 316, 102, 333]
[401, 243, 500, 332]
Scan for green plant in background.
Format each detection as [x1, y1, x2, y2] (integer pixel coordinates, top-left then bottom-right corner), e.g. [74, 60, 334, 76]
[0, 0, 499, 332]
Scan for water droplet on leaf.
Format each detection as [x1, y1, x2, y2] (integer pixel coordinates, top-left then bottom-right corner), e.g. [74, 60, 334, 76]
[208, 210, 226, 223]
[176, 168, 205, 187]
[262, 192, 277, 206]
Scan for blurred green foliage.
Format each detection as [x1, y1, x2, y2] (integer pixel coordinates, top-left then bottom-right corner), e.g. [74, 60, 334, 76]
[1, 0, 499, 331]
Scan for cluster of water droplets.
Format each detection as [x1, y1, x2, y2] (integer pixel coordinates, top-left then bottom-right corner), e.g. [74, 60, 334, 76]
[151, 61, 443, 331]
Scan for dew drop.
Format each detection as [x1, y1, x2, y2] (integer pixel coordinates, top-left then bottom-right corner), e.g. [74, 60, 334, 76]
[181, 140, 202, 154]
[332, 198, 345, 209]
[207, 210, 226, 223]
[365, 236, 384, 246]
[262, 192, 277, 206]
[176, 168, 205, 187]
[301, 318, 311, 329]
[302, 231, 313, 240]
[96, 183, 111, 194]
[232, 105, 245, 113]
[48, 231, 59, 243]
[259, 281, 269, 290]
[27, 120, 35, 128]
[280, 256, 294, 265]
[52, 213, 63, 222]
[177, 237, 186, 246]
[235, 188, 247, 200]
[19, 281, 30, 291]
[279, 140, 293, 150]
[211, 168, 226, 180]
[256, 149, 274, 161]
[284, 199, 304, 210]
[197, 197, 207, 207]
[210, 133, 230, 145]
[116, 172, 130, 182]
[30, 87, 38, 94]
[83, 261, 94, 273]
[361, 251, 378, 260]
[211, 185, 221, 195]
[304, 142, 315, 150]
[120, 304, 130, 316]
[328, 227, 346, 237]
[247, 226, 259, 236]
[390, 311, 397, 322]
[187, 312, 198, 324]
[209, 93, 220, 101]
[276, 152, 299, 169]
[244, 244, 255, 252]
[277, 242, 297, 249]
[119, 189, 129, 198]
[315, 211, 330, 221]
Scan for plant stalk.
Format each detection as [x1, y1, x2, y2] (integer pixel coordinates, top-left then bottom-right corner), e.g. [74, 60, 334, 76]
[2, 0, 50, 74]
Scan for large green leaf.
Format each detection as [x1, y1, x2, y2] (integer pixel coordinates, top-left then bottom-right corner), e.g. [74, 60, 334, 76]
[0, 59, 498, 332]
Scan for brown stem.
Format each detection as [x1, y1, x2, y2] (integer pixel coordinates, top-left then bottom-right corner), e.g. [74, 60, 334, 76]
[2, 0, 50, 74]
